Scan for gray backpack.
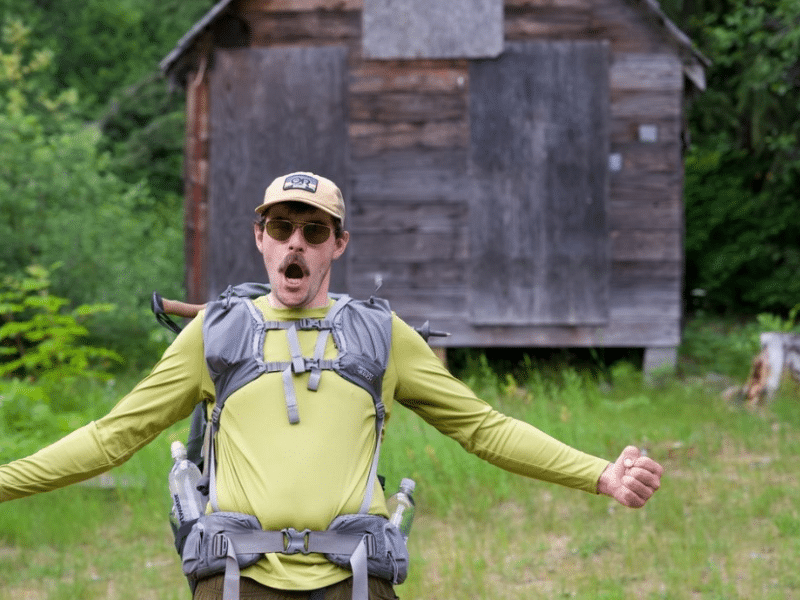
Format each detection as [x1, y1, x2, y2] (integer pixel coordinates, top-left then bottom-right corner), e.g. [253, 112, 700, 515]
[199, 283, 393, 516]
[153, 283, 444, 600]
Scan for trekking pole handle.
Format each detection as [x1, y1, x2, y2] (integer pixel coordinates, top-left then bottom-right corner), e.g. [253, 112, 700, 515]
[160, 297, 207, 318]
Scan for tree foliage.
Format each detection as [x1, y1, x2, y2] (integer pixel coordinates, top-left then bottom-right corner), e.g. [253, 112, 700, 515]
[0, 265, 120, 381]
[683, 0, 800, 315]
[0, 17, 184, 363]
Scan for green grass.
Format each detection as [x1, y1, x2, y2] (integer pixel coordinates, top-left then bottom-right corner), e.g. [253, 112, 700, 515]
[2, 318, 799, 599]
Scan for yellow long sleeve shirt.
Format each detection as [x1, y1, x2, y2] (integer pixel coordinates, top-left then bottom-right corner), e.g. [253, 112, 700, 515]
[0, 295, 608, 590]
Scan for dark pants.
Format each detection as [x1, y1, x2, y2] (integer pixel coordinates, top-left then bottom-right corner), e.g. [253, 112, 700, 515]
[193, 575, 399, 600]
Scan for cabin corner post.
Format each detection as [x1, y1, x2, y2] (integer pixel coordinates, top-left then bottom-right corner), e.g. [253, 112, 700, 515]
[184, 45, 212, 304]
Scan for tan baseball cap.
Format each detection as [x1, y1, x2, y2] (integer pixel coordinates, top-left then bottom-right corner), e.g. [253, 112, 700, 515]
[255, 172, 345, 225]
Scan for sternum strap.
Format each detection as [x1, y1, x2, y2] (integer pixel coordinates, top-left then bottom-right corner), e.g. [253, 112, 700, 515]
[279, 322, 334, 425]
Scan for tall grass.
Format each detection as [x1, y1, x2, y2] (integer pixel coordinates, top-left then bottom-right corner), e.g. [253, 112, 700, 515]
[1, 319, 799, 599]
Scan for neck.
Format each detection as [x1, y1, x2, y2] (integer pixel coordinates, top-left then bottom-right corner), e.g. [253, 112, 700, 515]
[267, 291, 330, 310]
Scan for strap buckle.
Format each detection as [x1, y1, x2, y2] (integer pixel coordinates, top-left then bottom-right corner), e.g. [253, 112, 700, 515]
[362, 532, 377, 557]
[297, 318, 325, 330]
[282, 528, 312, 554]
[211, 532, 229, 558]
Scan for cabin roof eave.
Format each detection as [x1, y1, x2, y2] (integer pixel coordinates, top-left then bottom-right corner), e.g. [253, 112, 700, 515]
[160, 0, 711, 90]
[160, 0, 235, 81]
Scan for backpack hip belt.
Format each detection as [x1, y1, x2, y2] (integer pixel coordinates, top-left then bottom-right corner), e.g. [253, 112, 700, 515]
[182, 512, 408, 600]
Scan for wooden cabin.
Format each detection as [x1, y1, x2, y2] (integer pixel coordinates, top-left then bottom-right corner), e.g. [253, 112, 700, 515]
[161, 0, 708, 371]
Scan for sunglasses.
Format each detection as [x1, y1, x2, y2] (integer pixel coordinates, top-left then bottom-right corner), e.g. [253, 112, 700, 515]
[265, 219, 333, 245]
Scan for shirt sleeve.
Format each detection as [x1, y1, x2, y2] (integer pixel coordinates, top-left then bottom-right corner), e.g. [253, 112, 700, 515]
[0, 315, 213, 502]
[389, 316, 609, 494]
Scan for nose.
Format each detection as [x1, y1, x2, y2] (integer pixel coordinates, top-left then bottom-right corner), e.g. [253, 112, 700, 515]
[287, 224, 307, 249]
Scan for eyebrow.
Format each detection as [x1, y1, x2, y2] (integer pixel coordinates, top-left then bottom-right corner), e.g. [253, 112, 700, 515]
[270, 215, 329, 225]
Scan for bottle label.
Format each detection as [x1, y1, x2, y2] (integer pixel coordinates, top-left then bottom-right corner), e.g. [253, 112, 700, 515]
[173, 493, 185, 523]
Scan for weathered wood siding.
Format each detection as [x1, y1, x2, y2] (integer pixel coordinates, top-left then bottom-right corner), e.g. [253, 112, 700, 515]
[181, 0, 686, 348]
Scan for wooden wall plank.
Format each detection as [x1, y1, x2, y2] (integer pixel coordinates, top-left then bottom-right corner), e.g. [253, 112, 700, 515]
[349, 92, 466, 123]
[349, 121, 468, 156]
[349, 61, 468, 94]
[208, 46, 349, 299]
[610, 141, 682, 173]
[609, 117, 682, 144]
[611, 230, 682, 261]
[504, 6, 593, 40]
[608, 196, 682, 229]
[238, 0, 362, 11]
[610, 171, 683, 195]
[348, 230, 468, 262]
[611, 90, 682, 118]
[610, 53, 683, 92]
[348, 259, 467, 288]
[350, 201, 464, 233]
[244, 9, 360, 45]
[505, 0, 592, 8]
[608, 287, 681, 319]
[612, 259, 682, 282]
[350, 150, 468, 201]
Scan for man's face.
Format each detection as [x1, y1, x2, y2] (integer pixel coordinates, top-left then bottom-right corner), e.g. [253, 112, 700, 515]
[254, 203, 349, 309]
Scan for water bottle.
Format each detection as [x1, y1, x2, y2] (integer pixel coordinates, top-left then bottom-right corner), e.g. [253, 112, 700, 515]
[386, 478, 416, 543]
[168, 440, 205, 525]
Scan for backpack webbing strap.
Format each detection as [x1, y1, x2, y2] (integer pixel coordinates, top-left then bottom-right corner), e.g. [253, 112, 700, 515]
[208, 437, 220, 512]
[359, 405, 384, 515]
[219, 529, 368, 600]
[308, 328, 332, 391]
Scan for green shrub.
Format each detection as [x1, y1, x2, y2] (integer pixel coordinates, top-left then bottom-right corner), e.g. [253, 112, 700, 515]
[0, 265, 120, 381]
[0, 265, 122, 459]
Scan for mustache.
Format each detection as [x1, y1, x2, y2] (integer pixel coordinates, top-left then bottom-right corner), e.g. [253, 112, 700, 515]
[279, 252, 310, 275]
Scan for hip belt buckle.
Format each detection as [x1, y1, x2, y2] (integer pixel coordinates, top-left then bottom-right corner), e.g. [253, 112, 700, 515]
[282, 528, 312, 555]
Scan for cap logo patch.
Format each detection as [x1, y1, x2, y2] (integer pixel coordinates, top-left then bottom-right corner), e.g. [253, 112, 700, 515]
[283, 174, 318, 194]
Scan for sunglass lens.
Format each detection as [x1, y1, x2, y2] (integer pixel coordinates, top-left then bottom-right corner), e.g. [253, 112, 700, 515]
[303, 223, 331, 244]
[266, 220, 293, 241]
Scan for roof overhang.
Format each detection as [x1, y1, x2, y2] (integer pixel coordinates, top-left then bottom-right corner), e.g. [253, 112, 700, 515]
[160, 0, 235, 81]
[160, 0, 711, 91]
[640, 0, 711, 91]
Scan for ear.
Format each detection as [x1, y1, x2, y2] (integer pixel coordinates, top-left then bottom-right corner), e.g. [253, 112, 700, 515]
[254, 222, 265, 252]
[332, 230, 349, 260]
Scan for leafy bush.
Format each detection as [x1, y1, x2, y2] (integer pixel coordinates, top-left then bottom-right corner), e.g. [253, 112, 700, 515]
[0, 265, 120, 381]
[0, 265, 122, 458]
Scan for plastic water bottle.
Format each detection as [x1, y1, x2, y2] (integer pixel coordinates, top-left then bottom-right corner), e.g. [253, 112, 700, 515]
[169, 440, 205, 525]
[387, 478, 416, 543]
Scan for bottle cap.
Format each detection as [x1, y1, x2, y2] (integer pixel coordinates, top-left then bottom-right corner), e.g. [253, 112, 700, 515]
[171, 440, 187, 460]
[400, 478, 416, 494]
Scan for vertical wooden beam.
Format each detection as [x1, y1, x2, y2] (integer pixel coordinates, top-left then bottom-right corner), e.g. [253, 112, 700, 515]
[184, 42, 212, 304]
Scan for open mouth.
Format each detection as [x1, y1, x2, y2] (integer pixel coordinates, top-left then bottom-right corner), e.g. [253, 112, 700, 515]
[284, 263, 305, 280]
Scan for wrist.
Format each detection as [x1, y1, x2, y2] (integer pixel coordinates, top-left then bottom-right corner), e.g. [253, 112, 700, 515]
[596, 462, 614, 496]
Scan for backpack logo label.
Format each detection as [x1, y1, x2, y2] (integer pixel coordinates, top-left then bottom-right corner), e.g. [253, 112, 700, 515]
[356, 365, 376, 383]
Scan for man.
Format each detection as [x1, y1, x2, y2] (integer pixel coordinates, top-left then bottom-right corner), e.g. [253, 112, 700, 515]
[0, 172, 663, 599]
